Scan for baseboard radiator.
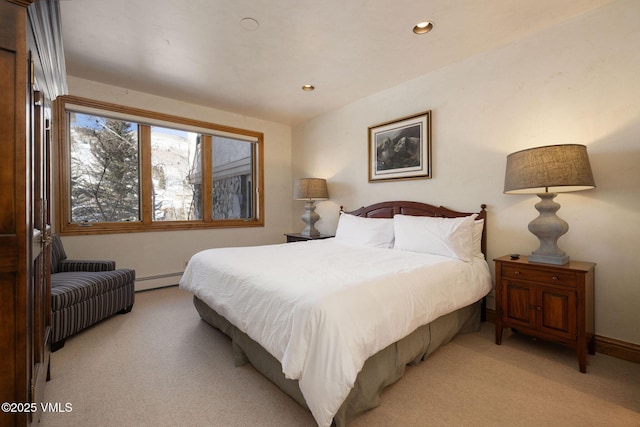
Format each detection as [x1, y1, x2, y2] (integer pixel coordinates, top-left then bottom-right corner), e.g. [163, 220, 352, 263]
[135, 272, 183, 292]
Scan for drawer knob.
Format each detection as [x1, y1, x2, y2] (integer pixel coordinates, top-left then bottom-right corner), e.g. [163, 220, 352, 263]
[514, 271, 521, 275]
[552, 276, 559, 280]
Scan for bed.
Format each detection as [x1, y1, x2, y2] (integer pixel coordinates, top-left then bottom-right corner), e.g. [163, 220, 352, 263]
[180, 201, 491, 426]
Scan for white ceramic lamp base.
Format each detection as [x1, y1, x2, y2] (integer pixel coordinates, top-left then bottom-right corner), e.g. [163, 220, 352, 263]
[300, 200, 320, 237]
[528, 192, 569, 265]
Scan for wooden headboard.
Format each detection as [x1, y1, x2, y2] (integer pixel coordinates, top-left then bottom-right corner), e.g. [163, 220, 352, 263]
[342, 200, 487, 257]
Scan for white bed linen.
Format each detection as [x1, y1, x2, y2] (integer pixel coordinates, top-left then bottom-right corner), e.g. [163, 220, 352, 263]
[179, 239, 491, 427]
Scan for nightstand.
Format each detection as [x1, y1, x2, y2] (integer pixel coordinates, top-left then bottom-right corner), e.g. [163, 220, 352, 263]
[494, 255, 596, 373]
[285, 233, 334, 243]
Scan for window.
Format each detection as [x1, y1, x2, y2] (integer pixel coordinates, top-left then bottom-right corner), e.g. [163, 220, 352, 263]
[69, 114, 140, 223]
[150, 126, 200, 221]
[211, 136, 254, 220]
[55, 96, 264, 234]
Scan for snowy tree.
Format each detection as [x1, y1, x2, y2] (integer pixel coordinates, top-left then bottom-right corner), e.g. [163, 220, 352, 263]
[70, 118, 139, 222]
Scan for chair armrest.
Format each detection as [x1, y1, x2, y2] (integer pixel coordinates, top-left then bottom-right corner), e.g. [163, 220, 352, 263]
[57, 259, 116, 272]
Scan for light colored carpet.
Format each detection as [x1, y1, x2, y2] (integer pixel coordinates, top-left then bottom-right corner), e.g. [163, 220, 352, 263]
[41, 286, 640, 427]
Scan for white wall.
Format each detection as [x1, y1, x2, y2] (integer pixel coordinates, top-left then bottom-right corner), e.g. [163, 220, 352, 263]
[292, 0, 640, 344]
[57, 77, 293, 290]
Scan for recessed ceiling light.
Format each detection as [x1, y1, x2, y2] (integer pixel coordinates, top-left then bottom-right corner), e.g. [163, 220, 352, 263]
[302, 84, 315, 91]
[413, 21, 434, 35]
[240, 17, 259, 31]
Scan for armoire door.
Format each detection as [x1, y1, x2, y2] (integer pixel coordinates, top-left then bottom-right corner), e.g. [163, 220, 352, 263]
[28, 56, 53, 425]
[0, 1, 63, 425]
[0, 2, 31, 426]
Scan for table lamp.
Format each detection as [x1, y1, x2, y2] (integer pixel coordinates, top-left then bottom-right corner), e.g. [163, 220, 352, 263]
[504, 144, 595, 265]
[294, 178, 329, 237]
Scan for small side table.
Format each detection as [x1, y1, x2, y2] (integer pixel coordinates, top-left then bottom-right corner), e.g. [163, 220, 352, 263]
[285, 233, 334, 243]
[494, 255, 595, 373]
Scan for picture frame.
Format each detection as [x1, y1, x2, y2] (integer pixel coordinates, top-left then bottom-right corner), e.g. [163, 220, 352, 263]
[368, 110, 431, 182]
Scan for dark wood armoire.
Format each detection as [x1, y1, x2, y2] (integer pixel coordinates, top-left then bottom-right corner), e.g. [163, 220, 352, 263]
[0, 1, 66, 426]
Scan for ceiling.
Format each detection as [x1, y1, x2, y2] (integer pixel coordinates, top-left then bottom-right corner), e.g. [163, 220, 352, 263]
[60, 0, 615, 125]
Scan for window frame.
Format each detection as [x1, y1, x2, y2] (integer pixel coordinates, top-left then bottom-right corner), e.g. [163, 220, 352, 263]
[54, 95, 264, 235]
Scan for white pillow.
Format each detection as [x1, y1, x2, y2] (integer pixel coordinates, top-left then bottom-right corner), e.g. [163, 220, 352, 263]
[334, 213, 395, 248]
[393, 214, 475, 262]
[473, 218, 484, 258]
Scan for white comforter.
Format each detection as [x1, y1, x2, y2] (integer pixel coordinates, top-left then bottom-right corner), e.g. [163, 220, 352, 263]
[179, 239, 491, 427]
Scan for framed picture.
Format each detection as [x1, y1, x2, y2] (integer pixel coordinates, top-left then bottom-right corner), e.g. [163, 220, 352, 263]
[368, 110, 431, 182]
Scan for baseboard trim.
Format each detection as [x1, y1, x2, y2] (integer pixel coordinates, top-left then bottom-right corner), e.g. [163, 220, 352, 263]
[136, 272, 183, 281]
[135, 283, 179, 293]
[484, 308, 639, 364]
[595, 335, 640, 364]
[485, 308, 497, 324]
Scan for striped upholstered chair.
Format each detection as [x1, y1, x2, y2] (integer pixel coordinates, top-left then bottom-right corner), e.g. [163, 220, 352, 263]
[50, 234, 135, 351]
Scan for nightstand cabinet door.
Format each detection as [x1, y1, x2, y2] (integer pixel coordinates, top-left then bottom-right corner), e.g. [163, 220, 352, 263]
[501, 280, 576, 340]
[501, 281, 536, 330]
[538, 285, 576, 340]
[494, 255, 595, 373]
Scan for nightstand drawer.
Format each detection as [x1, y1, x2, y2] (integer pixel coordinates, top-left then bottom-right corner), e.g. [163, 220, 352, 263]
[501, 264, 577, 287]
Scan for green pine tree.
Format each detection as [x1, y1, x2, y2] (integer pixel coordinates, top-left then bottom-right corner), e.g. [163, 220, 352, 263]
[70, 117, 139, 222]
